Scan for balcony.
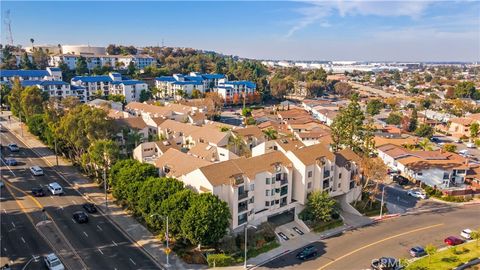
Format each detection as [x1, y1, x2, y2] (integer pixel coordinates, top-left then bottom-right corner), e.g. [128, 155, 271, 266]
[280, 179, 288, 186]
[323, 170, 331, 179]
[238, 190, 249, 200]
[280, 186, 288, 196]
[238, 202, 248, 213]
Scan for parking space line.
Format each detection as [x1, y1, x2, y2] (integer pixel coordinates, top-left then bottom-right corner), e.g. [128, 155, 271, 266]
[96, 225, 102, 231]
[98, 248, 104, 255]
[83, 231, 88, 237]
[11, 222, 15, 228]
[129, 258, 136, 265]
[112, 240, 118, 246]
[21, 237, 26, 244]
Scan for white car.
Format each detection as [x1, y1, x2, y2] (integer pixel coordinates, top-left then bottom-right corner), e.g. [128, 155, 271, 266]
[43, 253, 64, 270]
[30, 166, 44, 176]
[466, 142, 476, 148]
[461, 229, 472, 239]
[407, 190, 427, 199]
[47, 182, 63, 195]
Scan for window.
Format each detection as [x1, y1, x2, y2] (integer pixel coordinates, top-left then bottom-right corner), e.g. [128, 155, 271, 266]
[308, 171, 313, 178]
[417, 172, 423, 176]
[250, 184, 255, 191]
[275, 200, 279, 204]
[275, 188, 280, 194]
[443, 172, 450, 179]
[307, 182, 312, 189]
[266, 178, 270, 185]
[265, 190, 269, 196]
[265, 201, 270, 207]
[338, 173, 342, 178]
[249, 196, 254, 204]
[271, 200, 275, 205]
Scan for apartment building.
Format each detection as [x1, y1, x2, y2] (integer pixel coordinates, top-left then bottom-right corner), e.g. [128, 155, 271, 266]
[215, 80, 257, 104]
[184, 151, 294, 230]
[448, 114, 480, 139]
[71, 72, 147, 102]
[49, 54, 155, 70]
[0, 67, 62, 82]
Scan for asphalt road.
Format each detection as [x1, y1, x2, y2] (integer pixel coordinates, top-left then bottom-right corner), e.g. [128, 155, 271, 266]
[257, 205, 480, 270]
[377, 184, 418, 214]
[1, 130, 159, 270]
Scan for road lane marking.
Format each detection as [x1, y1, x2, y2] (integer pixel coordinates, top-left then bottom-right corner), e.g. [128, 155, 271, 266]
[71, 218, 76, 223]
[21, 237, 26, 243]
[98, 248, 104, 255]
[96, 225, 102, 231]
[11, 222, 15, 228]
[112, 240, 118, 246]
[83, 231, 88, 237]
[317, 223, 444, 270]
[129, 258, 136, 265]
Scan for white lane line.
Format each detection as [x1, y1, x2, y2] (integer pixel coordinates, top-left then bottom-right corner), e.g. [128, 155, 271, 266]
[83, 231, 88, 237]
[11, 222, 15, 228]
[129, 258, 136, 265]
[97, 248, 104, 255]
[21, 237, 26, 244]
[96, 225, 102, 231]
[112, 240, 118, 247]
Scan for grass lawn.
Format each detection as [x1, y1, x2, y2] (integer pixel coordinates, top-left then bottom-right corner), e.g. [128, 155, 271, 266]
[406, 241, 480, 270]
[353, 199, 385, 217]
[312, 218, 344, 233]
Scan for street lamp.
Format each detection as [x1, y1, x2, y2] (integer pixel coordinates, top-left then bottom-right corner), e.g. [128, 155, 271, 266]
[379, 185, 387, 219]
[244, 223, 257, 269]
[150, 214, 170, 267]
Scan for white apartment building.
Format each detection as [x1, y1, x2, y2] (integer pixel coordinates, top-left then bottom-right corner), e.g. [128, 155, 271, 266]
[49, 54, 155, 70]
[71, 72, 147, 102]
[215, 80, 257, 104]
[0, 67, 62, 82]
[184, 151, 294, 230]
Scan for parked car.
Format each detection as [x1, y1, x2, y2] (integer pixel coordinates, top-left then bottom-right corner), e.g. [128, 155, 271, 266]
[409, 246, 426, 257]
[444, 236, 464, 246]
[407, 190, 427, 199]
[31, 187, 45, 197]
[43, 253, 64, 270]
[392, 175, 409, 185]
[466, 142, 476, 148]
[72, 211, 89, 224]
[371, 257, 401, 270]
[4, 158, 17, 166]
[7, 143, 19, 152]
[47, 182, 63, 195]
[82, 203, 97, 213]
[430, 137, 440, 143]
[295, 245, 318, 260]
[460, 229, 472, 240]
[30, 166, 44, 176]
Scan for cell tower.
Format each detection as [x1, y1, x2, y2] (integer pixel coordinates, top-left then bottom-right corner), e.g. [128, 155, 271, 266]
[3, 9, 14, 45]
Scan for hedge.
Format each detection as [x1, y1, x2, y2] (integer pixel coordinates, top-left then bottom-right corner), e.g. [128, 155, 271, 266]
[207, 253, 235, 267]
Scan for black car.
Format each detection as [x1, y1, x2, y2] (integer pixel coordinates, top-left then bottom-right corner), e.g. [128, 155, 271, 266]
[409, 246, 426, 257]
[4, 158, 17, 166]
[296, 245, 318, 260]
[73, 211, 89, 224]
[82, 203, 97, 213]
[392, 175, 409, 186]
[31, 187, 45, 197]
[371, 257, 401, 270]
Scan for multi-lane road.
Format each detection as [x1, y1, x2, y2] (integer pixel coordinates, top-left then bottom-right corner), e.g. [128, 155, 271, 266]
[257, 205, 480, 270]
[1, 128, 159, 270]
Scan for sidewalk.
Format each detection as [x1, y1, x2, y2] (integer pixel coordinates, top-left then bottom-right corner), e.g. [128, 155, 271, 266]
[1, 112, 203, 270]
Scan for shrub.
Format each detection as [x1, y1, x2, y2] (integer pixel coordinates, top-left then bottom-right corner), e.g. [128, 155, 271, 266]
[207, 253, 235, 267]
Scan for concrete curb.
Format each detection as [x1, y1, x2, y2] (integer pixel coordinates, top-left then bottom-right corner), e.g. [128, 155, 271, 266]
[4, 120, 167, 270]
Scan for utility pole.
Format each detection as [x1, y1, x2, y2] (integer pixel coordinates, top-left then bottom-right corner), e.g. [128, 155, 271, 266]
[54, 137, 59, 166]
[379, 185, 386, 219]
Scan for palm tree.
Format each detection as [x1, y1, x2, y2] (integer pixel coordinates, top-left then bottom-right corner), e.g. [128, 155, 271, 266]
[228, 135, 245, 155]
[126, 130, 144, 153]
[418, 138, 433, 151]
[30, 38, 35, 51]
[263, 128, 278, 141]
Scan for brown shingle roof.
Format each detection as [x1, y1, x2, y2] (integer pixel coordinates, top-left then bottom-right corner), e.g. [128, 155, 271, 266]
[114, 117, 148, 130]
[155, 148, 212, 177]
[233, 126, 264, 139]
[291, 143, 335, 165]
[199, 151, 291, 186]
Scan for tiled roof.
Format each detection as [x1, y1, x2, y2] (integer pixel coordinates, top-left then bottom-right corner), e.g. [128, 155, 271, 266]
[114, 117, 148, 130]
[290, 143, 335, 165]
[155, 148, 212, 178]
[0, 69, 49, 77]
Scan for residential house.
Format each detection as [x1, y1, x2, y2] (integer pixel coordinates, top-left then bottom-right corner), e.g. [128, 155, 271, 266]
[155, 148, 212, 178]
[232, 126, 266, 150]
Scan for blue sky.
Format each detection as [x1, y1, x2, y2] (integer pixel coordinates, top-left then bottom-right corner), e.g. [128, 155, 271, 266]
[1, 1, 479, 61]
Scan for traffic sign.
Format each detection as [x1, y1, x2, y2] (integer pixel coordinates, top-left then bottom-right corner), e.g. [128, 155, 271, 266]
[165, 248, 171, 255]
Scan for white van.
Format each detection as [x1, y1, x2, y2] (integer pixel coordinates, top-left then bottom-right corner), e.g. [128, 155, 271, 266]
[30, 166, 44, 176]
[47, 182, 63, 195]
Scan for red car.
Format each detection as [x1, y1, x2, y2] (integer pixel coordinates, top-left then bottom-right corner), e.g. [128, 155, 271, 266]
[444, 236, 464, 246]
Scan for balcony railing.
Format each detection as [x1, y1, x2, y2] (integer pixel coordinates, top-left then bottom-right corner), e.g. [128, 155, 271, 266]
[323, 170, 331, 179]
[238, 204, 248, 213]
[238, 190, 249, 200]
[280, 179, 288, 186]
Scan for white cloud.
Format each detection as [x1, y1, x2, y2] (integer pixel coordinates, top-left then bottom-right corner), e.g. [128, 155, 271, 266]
[286, 0, 432, 37]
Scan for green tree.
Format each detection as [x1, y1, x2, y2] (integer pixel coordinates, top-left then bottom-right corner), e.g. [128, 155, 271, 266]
[470, 228, 480, 248]
[263, 128, 278, 140]
[0, 45, 18, 69]
[107, 94, 126, 103]
[305, 81, 324, 97]
[76, 56, 88, 75]
[8, 78, 23, 119]
[20, 86, 46, 118]
[84, 139, 119, 180]
[424, 73, 433, 82]
[306, 191, 337, 222]
[331, 94, 365, 152]
[418, 138, 433, 151]
[454, 81, 477, 99]
[415, 124, 434, 139]
[26, 113, 47, 138]
[138, 177, 184, 220]
[366, 99, 383, 116]
[0, 84, 11, 110]
[156, 189, 197, 236]
[392, 70, 401, 83]
[470, 122, 479, 138]
[442, 144, 457, 153]
[32, 48, 49, 69]
[425, 244, 437, 264]
[127, 61, 136, 76]
[191, 89, 203, 99]
[408, 108, 418, 132]
[181, 193, 231, 247]
[334, 82, 353, 97]
[20, 52, 35, 69]
[386, 112, 402, 125]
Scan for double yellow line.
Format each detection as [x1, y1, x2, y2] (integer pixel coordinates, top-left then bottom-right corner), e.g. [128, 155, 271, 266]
[317, 223, 444, 270]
